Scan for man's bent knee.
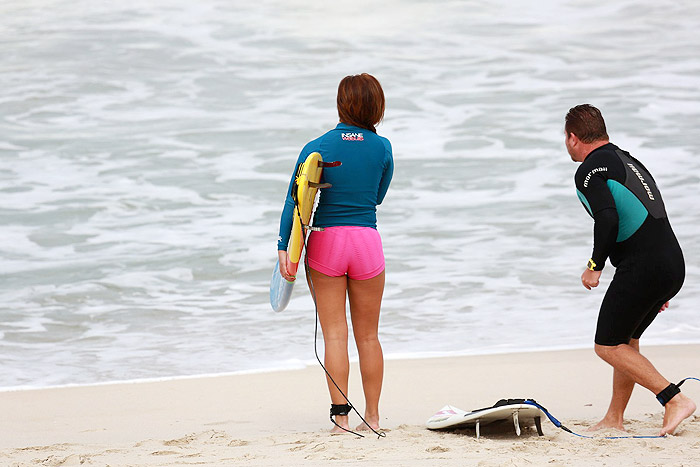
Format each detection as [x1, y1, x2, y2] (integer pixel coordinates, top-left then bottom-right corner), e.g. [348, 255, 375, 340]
[594, 342, 624, 361]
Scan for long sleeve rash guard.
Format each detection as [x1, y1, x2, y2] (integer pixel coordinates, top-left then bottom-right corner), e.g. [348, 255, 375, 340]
[277, 123, 393, 251]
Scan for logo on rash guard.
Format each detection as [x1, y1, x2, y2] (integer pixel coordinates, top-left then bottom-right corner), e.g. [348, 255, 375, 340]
[342, 132, 364, 141]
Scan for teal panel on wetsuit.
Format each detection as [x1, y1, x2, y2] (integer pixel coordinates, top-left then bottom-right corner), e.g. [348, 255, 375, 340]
[606, 180, 648, 242]
[576, 189, 593, 216]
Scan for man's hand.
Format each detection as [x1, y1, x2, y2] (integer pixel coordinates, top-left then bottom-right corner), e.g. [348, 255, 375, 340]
[659, 301, 670, 313]
[581, 268, 602, 290]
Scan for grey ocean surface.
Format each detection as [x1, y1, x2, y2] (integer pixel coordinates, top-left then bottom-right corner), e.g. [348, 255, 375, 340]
[1, 0, 699, 389]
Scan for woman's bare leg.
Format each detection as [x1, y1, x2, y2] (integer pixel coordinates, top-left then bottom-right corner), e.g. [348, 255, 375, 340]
[348, 270, 385, 431]
[308, 268, 350, 433]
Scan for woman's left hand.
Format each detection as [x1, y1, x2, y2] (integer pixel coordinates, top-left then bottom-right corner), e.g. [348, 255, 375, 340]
[278, 250, 296, 282]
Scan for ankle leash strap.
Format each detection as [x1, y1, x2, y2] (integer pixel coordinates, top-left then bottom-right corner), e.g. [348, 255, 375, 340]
[330, 403, 352, 417]
[656, 382, 680, 406]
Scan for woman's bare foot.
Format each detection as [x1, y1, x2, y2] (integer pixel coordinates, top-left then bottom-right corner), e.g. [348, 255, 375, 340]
[330, 415, 350, 434]
[356, 415, 380, 432]
[660, 394, 696, 436]
[587, 415, 625, 432]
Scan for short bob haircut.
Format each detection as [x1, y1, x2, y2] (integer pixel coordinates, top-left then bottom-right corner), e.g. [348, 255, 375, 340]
[565, 104, 609, 143]
[337, 73, 385, 133]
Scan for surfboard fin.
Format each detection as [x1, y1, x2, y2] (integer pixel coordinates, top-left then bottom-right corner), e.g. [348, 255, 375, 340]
[534, 416, 544, 436]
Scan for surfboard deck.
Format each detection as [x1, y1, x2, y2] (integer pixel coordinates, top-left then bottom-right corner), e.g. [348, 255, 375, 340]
[270, 259, 294, 312]
[427, 402, 545, 438]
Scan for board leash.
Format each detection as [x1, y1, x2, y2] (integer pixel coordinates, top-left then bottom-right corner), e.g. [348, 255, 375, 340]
[525, 377, 699, 440]
[290, 161, 385, 439]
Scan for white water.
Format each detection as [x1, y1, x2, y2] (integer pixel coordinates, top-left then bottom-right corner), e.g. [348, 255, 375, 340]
[1, 0, 699, 389]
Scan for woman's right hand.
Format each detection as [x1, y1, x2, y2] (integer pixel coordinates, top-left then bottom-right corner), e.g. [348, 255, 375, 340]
[278, 250, 296, 282]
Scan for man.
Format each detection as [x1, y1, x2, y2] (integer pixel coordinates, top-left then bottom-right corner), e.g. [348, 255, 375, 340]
[565, 104, 695, 436]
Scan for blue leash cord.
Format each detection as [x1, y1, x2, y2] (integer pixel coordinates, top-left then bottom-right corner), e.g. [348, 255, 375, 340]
[523, 399, 663, 439]
[523, 377, 699, 440]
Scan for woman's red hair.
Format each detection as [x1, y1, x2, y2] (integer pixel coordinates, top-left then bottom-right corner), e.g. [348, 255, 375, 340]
[337, 73, 385, 133]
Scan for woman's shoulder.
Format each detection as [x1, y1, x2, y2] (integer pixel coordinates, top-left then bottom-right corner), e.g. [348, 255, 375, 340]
[376, 133, 391, 147]
[374, 133, 392, 156]
[299, 131, 328, 154]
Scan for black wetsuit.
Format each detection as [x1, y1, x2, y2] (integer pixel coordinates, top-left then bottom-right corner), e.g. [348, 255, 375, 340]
[574, 143, 684, 346]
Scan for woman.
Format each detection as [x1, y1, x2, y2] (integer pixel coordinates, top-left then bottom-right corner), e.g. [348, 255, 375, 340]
[277, 73, 393, 433]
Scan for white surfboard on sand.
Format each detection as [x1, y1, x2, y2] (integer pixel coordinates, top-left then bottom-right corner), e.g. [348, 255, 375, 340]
[426, 400, 545, 439]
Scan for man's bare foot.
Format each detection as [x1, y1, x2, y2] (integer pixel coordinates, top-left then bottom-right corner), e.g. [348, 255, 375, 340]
[587, 416, 625, 432]
[660, 394, 696, 436]
[330, 415, 350, 434]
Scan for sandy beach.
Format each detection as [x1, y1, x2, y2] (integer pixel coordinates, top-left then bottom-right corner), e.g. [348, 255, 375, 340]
[1, 345, 699, 466]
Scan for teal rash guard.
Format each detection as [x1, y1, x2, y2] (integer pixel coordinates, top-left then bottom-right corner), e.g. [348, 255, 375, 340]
[277, 123, 394, 251]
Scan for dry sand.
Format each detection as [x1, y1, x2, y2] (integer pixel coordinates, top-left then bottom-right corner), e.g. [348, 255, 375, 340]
[1, 345, 699, 466]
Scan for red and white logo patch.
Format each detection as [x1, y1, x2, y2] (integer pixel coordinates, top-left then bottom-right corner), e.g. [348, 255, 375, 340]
[342, 132, 364, 141]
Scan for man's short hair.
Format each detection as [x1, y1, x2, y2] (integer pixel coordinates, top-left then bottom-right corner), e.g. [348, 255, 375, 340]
[565, 104, 609, 143]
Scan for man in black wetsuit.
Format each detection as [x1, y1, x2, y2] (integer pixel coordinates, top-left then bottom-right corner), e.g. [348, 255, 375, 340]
[565, 104, 695, 436]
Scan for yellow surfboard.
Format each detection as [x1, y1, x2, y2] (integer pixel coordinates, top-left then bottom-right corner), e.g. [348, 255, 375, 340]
[287, 152, 324, 275]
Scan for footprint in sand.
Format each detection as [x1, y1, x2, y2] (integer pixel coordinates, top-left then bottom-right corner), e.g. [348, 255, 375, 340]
[426, 445, 450, 453]
[151, 450, 180, 456]
[38, 454, 90, 466]
[228, 439, 249, 447]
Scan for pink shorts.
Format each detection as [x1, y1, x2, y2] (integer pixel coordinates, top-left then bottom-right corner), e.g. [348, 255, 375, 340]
[306, 226, 385, 280]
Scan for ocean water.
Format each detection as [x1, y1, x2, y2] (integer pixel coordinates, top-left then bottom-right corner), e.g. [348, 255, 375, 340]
[1, 0, 699, 389]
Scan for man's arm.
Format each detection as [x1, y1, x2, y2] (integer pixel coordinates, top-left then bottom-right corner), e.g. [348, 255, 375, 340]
[575, 157, 619, 287]
[590, 207, 618, 271]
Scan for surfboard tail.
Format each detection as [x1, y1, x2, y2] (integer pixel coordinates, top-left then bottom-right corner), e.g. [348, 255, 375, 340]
[270, 259, 295, 312]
